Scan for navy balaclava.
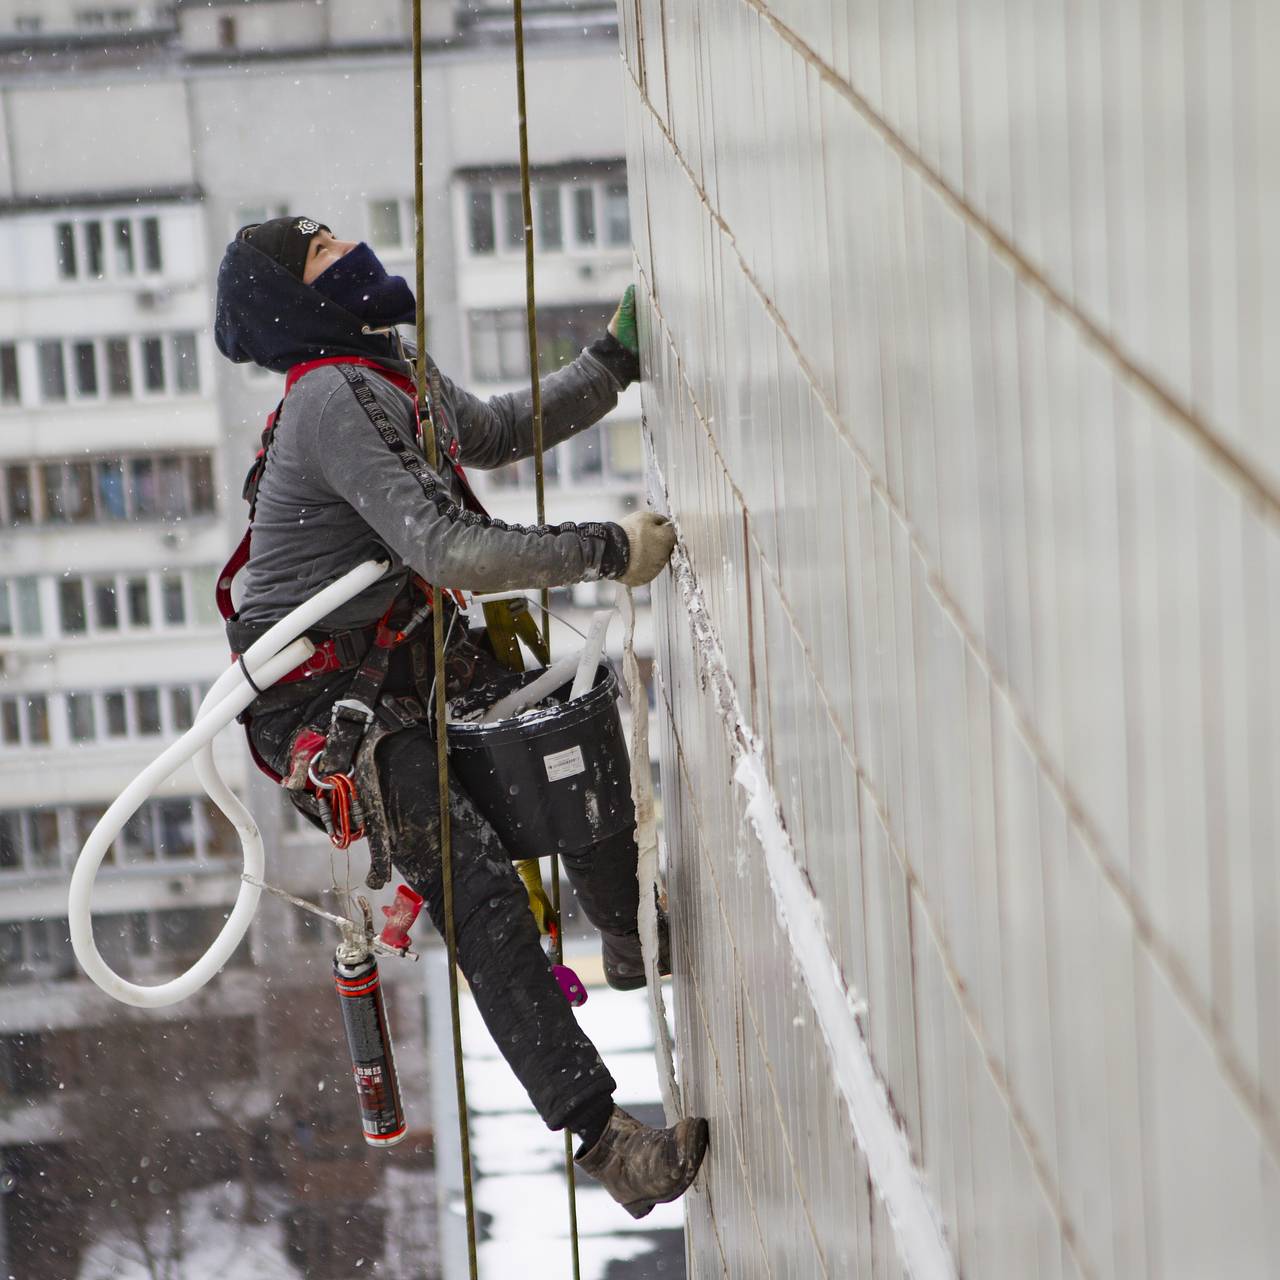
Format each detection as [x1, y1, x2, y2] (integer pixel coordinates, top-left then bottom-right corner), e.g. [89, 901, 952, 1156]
[311, 243, 416, 327]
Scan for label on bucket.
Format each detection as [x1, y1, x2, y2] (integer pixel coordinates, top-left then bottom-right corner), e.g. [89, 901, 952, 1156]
[544, 744, 586, 782]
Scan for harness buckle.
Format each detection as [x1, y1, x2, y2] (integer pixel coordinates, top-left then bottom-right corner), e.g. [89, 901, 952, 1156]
[332, 630, 367, 668]
[331, 698, 376, 729]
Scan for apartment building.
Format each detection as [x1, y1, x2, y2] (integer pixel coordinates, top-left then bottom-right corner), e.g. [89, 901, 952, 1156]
[0, 2, 636, 1274]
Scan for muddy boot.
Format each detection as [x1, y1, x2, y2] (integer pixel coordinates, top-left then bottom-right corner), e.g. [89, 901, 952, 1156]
[574, 1105, 709, 1218]
[601, 904, 671, 990]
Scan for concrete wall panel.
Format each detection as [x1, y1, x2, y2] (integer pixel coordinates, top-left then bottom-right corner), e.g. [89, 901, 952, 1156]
[623, 1, 1280, 1275]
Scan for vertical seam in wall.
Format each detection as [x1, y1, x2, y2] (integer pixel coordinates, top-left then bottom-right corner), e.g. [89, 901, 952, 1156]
[629, 66, 1280, 1167]
[743, 0, 1280, 527]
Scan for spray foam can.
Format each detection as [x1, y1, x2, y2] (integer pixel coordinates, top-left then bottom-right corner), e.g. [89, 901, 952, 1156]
[333, 948, 407, 1147]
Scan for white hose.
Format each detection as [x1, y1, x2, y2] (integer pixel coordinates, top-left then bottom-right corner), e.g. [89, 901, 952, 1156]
[480, 650, 583, 724]
[68, 559, 390, 1009]
[570, 609, 613, 700]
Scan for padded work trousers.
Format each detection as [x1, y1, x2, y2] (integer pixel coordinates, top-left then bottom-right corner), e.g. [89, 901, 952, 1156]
[249, 685, 641, 1131]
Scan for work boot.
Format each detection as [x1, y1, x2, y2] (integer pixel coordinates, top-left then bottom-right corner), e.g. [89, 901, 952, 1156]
[601, 904, 671, 991]
[574, 1105, 709, 1219]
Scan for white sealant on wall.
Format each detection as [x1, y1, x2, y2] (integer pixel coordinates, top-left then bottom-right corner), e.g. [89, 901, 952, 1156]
[653, 457, 956, 1280]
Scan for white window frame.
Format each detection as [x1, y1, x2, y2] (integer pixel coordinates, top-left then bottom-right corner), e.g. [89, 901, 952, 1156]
[460, 171, 630, 261]
[366, 196, 413, 252]
[0, 794, 233, 875]
[1, 452, 216, 527]
[27, 332, 201, 406]
[52, 212, 164, 284]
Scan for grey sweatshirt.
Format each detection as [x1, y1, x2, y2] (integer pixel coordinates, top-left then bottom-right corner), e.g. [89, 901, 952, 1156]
[236, 341, 634, 632]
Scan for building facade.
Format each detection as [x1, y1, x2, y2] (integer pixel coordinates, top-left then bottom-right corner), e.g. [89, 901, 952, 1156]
[622, 2, 1280, 1277]
[0, 1, 639, 1274]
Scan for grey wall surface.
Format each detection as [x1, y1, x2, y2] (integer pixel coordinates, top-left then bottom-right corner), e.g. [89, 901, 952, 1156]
[620, 2, 1280, 1277]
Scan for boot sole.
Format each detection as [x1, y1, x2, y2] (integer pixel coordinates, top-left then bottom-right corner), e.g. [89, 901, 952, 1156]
[621, 1118, 710, 1219]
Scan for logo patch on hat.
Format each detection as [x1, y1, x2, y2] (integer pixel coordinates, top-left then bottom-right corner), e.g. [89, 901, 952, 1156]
[295, 218, 320, 235]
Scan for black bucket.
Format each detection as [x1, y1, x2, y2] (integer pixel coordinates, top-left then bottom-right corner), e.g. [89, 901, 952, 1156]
[445, 662, 635, 861]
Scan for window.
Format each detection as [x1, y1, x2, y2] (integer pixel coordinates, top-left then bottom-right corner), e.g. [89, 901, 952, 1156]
[112, 219, 134, 275]
[27, 695, 49, 744]
[468, 309, 528, 382]
[0, 345, 19, 406]
[607, 420, 644, 479]
[3, 452, 215, 526]
[56, 223, 77, 279]
[66, 694, 96, 743]
[0, 798, 223, 878]
[85, 221, 104, 278]
[142, 217, 162, 273]
[29, 812, 59, 870]
[170, 687, 194, 731]
[368, 199, 403, 249]
[41, 462, 93, 523]
[5, 467, 32, 525]
[604, 181, 630, 246]
[0, 817, 18, 870]
[38, 342, 66, 401]
[5, 569, 217, 640]
[567, 431, 603, 482]
[59, 580, 87, 635]
[467, 303, 615, 384]
[461, 169, 626, 257]
[91, 578, 118, 630]
[105, 337, 131, 397]
[468, 190, 495, 255]
[0, 578, 40, 638]
[104, 692, 127, 738]
[135, 688, 162, 736]
[502, 190, 525, 251]
[536, 185, 563, 251]
[97, 459, 126, 519]
[126, 576, 150, 627]
[53, 214, 163, 282]
[73, 341, 98, 397]
[161, 575, 185, 625]
[172, 332, 199, 393]
[141, 337, 164, 392]
[573, 185, 596, 246]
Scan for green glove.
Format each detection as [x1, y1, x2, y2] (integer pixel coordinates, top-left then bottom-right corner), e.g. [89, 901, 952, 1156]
[608, 284, 639, 356]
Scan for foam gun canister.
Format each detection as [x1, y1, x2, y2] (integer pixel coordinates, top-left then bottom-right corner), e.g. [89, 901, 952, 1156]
[333, 950, 407, 1148]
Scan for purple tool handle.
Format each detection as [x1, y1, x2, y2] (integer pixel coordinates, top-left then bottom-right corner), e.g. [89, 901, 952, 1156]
[553, 963, 588, 1007]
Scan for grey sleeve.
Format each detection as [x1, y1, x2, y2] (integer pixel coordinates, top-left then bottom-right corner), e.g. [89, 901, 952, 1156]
[311, 381, 629, 591]
[445, 335, 638, 471]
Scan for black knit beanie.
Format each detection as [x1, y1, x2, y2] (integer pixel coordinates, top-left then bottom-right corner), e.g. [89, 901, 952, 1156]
[236, 215, 329, 280]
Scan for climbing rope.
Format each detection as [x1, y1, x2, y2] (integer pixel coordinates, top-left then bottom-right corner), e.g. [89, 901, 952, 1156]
[511, 1, 584, 1272]
[411, 2, 479, 1276]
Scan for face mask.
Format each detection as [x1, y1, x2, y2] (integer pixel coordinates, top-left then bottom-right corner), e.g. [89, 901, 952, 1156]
[311, 242, 415, 325]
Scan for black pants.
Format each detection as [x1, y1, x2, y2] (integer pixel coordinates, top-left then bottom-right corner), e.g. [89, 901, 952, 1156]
[246, 654, 641, 1131]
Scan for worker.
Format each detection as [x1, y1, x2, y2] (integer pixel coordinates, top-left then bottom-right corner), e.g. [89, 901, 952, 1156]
[213, 216, 708, 1217]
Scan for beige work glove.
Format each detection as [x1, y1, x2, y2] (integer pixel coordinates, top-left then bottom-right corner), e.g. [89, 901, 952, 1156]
[616, 511, 677, 587]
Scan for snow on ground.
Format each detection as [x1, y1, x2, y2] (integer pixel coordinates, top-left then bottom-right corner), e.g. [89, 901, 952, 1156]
[76, 1168, 438, 1280]
[76, 1183, 301, 1280]
[461, 964, 686, 1280]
